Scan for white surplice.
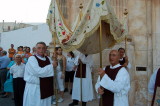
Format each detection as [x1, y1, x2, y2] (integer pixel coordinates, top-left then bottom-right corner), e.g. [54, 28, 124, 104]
[72, 53, 94, 102]
[23, 55, 54, 106]
[148, 69, 159, 94]
[95, 64, 130, 106]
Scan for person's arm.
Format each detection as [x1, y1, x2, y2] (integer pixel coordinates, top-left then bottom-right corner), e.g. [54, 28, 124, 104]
[62, 56, 66, 74]
[78, 53, 87, 64]
[25, 56, 56, 78]
[61, 56, 66, 79]
[8, 49, 11, 54]
[0, 57, 3, 62]
[13, 49, 16, 54]
[10, 66, 14, 75]
[95, 76, 101, 93]
[99, 68, 130, 93]
[148, 69, 158, 94]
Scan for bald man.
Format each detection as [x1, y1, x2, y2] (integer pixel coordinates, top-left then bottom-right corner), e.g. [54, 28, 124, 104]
[95, 50, 130, 106]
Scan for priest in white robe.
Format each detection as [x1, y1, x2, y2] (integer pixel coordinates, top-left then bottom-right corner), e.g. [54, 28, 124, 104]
[23, 42, 57, 106]
[69, 52, 94, 106]
[148, 68, 160, 106]
[95, 50, 130, 106]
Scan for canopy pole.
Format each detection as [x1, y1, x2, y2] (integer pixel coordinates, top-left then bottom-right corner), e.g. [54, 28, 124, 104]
[99, 20, 103, 106]
[79, 3, 83, 106]
[99, 21, 103, 68]
[124, 9, 128, 56]
[125, 37, 127, 56]
[53, 0, 58, 105]
[53, 32, 58, 106]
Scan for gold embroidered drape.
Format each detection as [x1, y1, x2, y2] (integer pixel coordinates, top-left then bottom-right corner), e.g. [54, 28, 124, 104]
[47, 0, 128, 54]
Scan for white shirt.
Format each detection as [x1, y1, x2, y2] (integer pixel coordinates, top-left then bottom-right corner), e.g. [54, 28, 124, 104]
[10, 63, 25, 78]
[66, 57, 76, 72]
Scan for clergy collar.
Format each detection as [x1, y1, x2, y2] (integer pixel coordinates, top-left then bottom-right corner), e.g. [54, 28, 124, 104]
[36, 54, 45, 58]
[120, 58, 124, 61]
[110, 64, 121, 69]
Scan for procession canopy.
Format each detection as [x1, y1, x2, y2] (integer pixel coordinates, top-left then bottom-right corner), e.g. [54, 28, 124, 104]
[47, 0, 128, 54]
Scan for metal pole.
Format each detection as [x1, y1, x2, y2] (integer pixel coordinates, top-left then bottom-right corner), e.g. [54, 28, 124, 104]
[53, 32, 58, 106]
[79, 3, 83, 106]
[53, 0, 58, 105]
[124, 9, 128, 56]
[125, 37, 127, 56]
[80, 61, 83, 106]
[99, 20, 103, 106]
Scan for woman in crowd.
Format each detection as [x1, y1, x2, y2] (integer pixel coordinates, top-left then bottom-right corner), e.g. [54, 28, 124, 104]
[52, 47, 66, 104]
[64, 51, 76, 94]
[1, 56, 15, 98]
[17, 46, 24, 55]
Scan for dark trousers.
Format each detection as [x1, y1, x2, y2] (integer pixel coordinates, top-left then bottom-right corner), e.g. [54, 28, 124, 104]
[0, 68, 8, 92]
[13, 78, 25, 106]
[73, 99, 87, 106]
[65, 71, 75, 83]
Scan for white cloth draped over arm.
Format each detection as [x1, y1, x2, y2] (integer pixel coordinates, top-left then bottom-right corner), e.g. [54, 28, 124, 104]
[95, 76, 101, 93]
[95, 67, 106, 93]
[25, 56, 54, 78]
[79, 53, 87, 64]
[86, 55, 93, 67]
[148, 69, 158, 94]
[74, 53, 87, 65]
[99, 67, 130, 94]
[127, 62, 131, 69]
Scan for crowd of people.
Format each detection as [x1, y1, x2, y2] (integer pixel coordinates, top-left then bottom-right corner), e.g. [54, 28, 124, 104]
[0, 43, 79, 106]
[0, 42, 159, 106]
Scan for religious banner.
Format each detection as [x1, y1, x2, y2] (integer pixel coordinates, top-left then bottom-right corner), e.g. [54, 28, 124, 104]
[47, 0, 128, 54]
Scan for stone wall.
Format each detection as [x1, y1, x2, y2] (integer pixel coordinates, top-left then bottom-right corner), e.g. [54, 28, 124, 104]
[48, 0, 160, 105]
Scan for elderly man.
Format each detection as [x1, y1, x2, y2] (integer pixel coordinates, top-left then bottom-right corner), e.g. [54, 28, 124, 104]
[10, 54, 25, 106]
[95, 50, 130, 106]
[0, 50, 10, 94]
[23, 42, 57, 106]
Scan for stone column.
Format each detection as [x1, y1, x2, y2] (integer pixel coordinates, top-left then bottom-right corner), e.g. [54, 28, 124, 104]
[152, 0, 160, 71]
[128, 0, 152, 105]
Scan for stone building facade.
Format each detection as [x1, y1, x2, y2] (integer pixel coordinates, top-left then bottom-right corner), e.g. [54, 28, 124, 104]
[48, 0, 160, 105]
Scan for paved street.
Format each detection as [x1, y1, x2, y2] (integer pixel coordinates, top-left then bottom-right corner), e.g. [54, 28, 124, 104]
[0, 92, 99, 106]
[0, 94, 15, 106]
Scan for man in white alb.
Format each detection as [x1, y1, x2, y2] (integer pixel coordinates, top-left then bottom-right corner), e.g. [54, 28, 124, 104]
[23, 42, 57, 106]
[95, 50, 130, 106]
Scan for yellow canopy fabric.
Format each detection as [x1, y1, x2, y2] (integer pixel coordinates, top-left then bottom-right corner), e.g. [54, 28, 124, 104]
[47, 0, 128, 54]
